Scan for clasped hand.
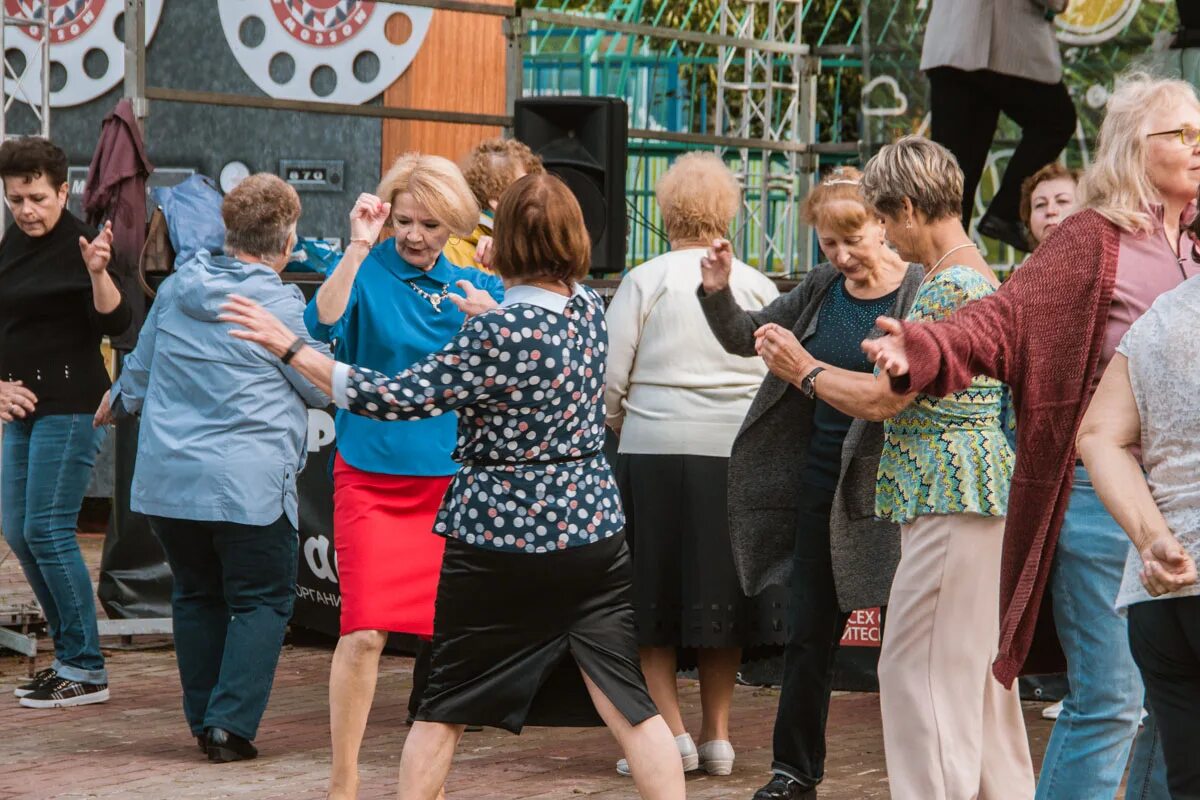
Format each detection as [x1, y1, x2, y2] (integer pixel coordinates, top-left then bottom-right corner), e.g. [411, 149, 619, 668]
[754, 323, 814, 386]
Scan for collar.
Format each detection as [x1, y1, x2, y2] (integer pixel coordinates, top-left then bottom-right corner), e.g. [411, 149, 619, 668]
[500, 282, 589, 314]
[376, 241, 455, 284]
[479, 211, 494, 232]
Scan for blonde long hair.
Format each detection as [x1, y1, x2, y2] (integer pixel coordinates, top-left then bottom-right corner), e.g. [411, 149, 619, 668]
[1081, 72, 1200, 234]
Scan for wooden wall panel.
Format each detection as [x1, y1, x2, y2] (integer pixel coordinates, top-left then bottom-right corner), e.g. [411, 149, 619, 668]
[381, 2, 510, 173]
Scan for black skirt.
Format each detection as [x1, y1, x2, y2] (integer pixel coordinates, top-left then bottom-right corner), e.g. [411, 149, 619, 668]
[415, 532, 658, 733]
[617, 453, 788, 660]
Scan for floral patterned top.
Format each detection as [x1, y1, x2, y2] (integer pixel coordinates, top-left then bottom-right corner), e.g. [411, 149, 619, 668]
[875, 266, 1014, 525]
[330, 283, 623, 553]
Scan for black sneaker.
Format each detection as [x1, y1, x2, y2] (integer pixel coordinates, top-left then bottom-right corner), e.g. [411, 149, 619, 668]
[13, 667, 56, 698]
[976, 213, 1032, 253]
[753, 774, 816, 800]
[19, 676, 109, 708]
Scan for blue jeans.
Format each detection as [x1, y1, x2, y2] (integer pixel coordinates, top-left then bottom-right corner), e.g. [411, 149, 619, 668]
[1036, 466, 1167, 799]
[1, 415, 107, 684]
[150, 514, 298, 741]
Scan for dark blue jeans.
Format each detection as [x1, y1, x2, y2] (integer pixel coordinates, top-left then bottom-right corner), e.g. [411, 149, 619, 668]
[1, 415, 107, 683]
[150, 514, 298, 741]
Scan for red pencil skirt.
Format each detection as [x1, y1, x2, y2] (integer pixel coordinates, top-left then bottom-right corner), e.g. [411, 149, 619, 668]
[333, 454, 451, 637]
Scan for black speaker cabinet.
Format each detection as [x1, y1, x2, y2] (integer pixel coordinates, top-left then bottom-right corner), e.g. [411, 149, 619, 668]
[514, 97, 629, 275]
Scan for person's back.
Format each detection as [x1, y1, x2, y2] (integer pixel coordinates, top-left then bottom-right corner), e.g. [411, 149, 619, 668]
[605, 249, 778, 456]
[1115, 275, 1200, 608]
[131, 250, 328, 526]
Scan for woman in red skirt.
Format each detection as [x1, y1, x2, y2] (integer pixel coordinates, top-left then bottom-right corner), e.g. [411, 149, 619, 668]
[302, 153, 504, 799]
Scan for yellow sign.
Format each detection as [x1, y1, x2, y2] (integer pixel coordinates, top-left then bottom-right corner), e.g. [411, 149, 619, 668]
[1055, 0, 1141, 45]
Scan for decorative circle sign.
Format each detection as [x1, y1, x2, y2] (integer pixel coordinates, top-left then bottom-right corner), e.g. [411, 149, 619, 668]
[1055, 0, 1141, 46]
[2, 0, 164, 107]
[218, 0, 433, 105]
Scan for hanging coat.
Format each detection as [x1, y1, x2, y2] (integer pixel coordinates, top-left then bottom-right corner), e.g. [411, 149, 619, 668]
[83, 97, 154, 351]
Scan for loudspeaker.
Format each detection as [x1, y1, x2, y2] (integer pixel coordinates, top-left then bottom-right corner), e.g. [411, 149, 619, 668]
[514, 97, 628, 275]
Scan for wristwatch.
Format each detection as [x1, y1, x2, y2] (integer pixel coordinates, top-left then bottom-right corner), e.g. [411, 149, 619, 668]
[799, 366, 825, 399]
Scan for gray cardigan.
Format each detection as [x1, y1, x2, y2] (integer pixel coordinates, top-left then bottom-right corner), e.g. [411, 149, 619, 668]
[698, 263, 925, 612]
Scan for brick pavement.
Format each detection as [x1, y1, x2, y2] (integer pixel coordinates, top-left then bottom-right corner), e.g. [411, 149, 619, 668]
[0, 534, 1106, 800]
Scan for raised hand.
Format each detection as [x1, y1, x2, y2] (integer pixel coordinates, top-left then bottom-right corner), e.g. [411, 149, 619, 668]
[474, 235, 495, 272]
[448, 280, 499, 318]
[0, 379, 37, 422]
[699, 238, 734, 294]
[79, 220, 114, 275]
[220, 294, 297, 359]
[862, 317, 910, 377]
[1140, 536, 1198, 597]
[349, 193, 391, 245]
[754, 323, 814, 385]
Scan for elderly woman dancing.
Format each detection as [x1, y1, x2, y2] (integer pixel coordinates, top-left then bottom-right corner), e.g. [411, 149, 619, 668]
[222, 172, 685, 800]
[305, 153, 502, 798]
[100, 174, 330, 760]
[697, 165, 923, 800]
[861, 72, 1199, 799]
[604, 151, 781, 779]
[749, 137, 1035, 799]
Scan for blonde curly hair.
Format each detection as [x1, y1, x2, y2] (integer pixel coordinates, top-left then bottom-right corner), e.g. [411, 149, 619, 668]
[460, 138, 544, 210]
[655, 152, 741, 243]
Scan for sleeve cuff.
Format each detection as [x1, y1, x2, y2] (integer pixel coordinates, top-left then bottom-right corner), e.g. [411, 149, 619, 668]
[331, 361, 353, 410]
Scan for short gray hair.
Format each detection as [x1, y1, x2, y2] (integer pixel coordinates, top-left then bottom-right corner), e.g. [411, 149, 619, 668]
[222, 173, 301, 258]
[861, 135, 963, 222]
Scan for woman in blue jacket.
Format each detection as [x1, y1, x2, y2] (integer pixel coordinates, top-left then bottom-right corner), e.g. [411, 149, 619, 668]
[99, 174, 330, 762]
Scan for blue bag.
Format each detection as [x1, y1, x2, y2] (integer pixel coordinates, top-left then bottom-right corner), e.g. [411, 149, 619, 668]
[150, 174, 225, 266]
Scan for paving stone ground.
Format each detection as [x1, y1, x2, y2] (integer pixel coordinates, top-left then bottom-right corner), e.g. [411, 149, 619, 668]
[0, 534, 1114, 799]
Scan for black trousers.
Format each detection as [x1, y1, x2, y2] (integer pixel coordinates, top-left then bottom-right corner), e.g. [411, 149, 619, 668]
[928, 66, 1076, 226]
[1128, 596, 1200, 800]
[771, 487, 849, 788]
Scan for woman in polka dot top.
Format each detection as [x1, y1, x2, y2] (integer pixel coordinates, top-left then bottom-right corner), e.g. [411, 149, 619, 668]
[222, 172, 686, 800]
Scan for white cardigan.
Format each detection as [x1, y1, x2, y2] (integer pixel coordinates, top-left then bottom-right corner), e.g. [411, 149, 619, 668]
[604, 249, 779, 458]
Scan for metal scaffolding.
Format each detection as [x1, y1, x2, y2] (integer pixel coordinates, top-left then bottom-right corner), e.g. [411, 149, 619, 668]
[0, 1, 51, 140]
[716, 0, 816, 274]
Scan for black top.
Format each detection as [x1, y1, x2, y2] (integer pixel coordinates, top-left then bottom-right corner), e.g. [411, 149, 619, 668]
[800, 277, 899, 490]
[0, 212, 131, 417]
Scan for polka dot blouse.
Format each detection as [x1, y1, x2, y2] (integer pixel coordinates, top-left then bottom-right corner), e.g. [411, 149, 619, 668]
[332, 284, 624, 553]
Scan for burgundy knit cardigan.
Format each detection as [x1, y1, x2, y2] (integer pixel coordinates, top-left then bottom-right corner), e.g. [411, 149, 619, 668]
[893, 209, 1120, 688]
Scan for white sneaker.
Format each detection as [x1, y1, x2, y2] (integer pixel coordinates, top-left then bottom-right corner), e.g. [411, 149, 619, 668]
[616, 732, 699, 776]
[698, 739, 735, 775]
[1042, 700, 1063, 720]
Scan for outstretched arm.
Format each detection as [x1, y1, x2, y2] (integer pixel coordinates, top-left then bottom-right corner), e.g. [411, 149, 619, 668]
[223, 294, 506, 421]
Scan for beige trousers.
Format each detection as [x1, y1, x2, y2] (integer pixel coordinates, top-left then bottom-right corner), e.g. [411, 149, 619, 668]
[878, 513, 1035, 800]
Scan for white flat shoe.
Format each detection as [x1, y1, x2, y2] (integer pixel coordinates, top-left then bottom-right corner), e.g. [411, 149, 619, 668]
[1042, 700, 1063, 720]
[698, 739, 735, 775]
[616, 732, 699, 776]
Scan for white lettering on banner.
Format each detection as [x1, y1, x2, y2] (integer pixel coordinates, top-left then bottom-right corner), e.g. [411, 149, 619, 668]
[840, 607, 881, 647]
[304, 534, 339, 585]
[308, 409, 336, 453]
[295, 584, 342, 607]
[217, 1, 434, 105]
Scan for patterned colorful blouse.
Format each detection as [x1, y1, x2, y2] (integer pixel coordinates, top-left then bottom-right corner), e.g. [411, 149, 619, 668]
[330, 284, 623, 553]
[875, 266, 1014, 525]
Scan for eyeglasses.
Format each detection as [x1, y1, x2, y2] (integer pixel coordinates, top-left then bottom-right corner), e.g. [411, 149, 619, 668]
[1147, 126, 1200, 147]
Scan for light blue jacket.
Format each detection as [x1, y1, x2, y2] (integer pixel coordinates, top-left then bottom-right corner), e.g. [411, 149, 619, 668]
[111, 251, 331, 528]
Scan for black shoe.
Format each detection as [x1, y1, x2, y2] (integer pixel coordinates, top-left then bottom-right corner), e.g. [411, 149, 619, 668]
[18, 677, 109, 708]
[205, 727, 258, 763]
[976, 213, 1031, 253]
[753, 774, 816, 800]
[13, 668, 57, 698]
[196, 735, 207, 753]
